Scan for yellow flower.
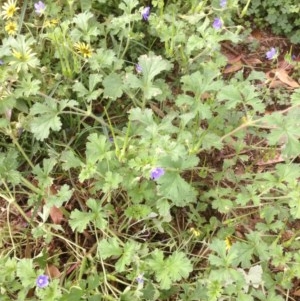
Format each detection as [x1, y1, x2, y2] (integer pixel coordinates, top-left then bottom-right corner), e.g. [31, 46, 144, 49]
[44, 18, 59, 28]
[74, 42, 93, 58]
[1, 0, 19, 20]
[12, 49, 22, 60]
[225, 236, 232, 251]
[5, 20, 18, 35]
[0, 86, 11, 100]
[12, 48, 34, 62]
[190, 227, 201, 237]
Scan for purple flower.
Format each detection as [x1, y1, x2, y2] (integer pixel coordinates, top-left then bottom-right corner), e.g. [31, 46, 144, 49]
[141, 6, 150, 21]
[36, 275, 49, 288]
[213, 18, 222, 30]
[136, 274, 144, 284]
[266, 47, 277, 60]
[135, 64, 142, 73]
[220, 0, 227, 8]
[0, 60, 4, 65]
[34, 1, 46, 15]
[150, 167, 165, 180]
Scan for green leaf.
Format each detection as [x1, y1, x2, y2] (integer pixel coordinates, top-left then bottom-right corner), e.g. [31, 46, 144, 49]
[16, 259, 36, 288]
[89, 74, 102, 92]
[119, 0, 139, 13]
[72, 11, 94, 33]
[15, 74, 41, 97]
[137, 53, 172, 99]
[231, 242, 253, 268]
[72, 81, 88, 97]
[103, 171, 123, 193]
[73, 74, 103, 102]
[89, 48, 120, 71]
[0, 94, 16, 114]
[181, 70, 221, 99]
[263, 110, 300, 157]
[158, 173, 197, 206]
[61, 150, 82, 170]
[275, 163, 300, 182]
[291, 88, 300, 105]
[156, 199, 171, 220]
[103, 72, 123, 99]
[159, 154, 199, 169]
[0, 149, 21, 185]
[138, 53, 172, 83]
[124, 204, 152, 219]
[115, 240, 140, 272]
[30, 98, 61, 140]
[98, 237, 122, 259]
[69, 209, 92, 232]
[60, 287, 84, 301]
[59, 99, 78, 111]
[128, 107, 154, 127]
[46, 184, 73, 207]
[85, 133, 112, 163]
[147, 250, 193, 290]
[287, 189, 300, 218]
[86, 198, 107, 230]
[33, 158, 56, 188]
[1, 257, 17, 282]
[209, 239, 239, 268]
[217, 85, 242, 109]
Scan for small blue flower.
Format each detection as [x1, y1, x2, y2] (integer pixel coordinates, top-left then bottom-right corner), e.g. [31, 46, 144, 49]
[220, 0, 227, 8]
[150, 167, 165, 180]
[141, 6, 150, 21]
[0, 60, 4, 66]
[266, 47, 277, 60]
[34, 1, 46, 15]
[135, 64, 142, 73]
[36, 275, 49, 288]
[136, 274, 144, 284]
[213, 18, 222, 30]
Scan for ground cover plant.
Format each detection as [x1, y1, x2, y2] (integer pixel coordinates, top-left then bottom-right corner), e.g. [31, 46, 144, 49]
[1, 0, 300, 300]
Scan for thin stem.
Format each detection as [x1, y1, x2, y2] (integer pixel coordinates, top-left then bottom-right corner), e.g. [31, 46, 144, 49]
[18, 0, 28, 34]
[11, 134, 35, 169]
[20, 177, 42, 195]
[7, 203, 16, 257]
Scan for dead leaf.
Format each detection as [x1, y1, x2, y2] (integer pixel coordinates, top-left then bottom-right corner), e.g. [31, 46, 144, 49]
[266, 69, 299, 88]
[46, 264, 61, 278]
[250, 29, 263, 40]
[293, 289, 300, 297]
[245, 57, 262, 65]
[49, 206, 64, 224]
[256, 153, 285, 166]
[278, 60, 294, 71]
[227, 54, 242, 64]
[275, 68, 299, 88]
[224, 61, 243, 74]
[201, 92, 211, 100]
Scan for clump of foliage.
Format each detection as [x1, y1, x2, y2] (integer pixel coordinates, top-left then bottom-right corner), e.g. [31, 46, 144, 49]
[0, 0, 300, 300]
[241, 0, 300, 43]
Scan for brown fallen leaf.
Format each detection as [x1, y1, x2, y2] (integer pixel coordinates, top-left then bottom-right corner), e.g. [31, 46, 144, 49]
[267, 68, 299, 88]
[293, 289, 300, 297]
[275, 68, 299, 88]
[227, 54, 242, 64]
[223, 61, 243, 74]
[255, 153, 285, 166]
[245, 57, 262, 66]
[46, 264, 61, 278]
[49, 206, 64, 224]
